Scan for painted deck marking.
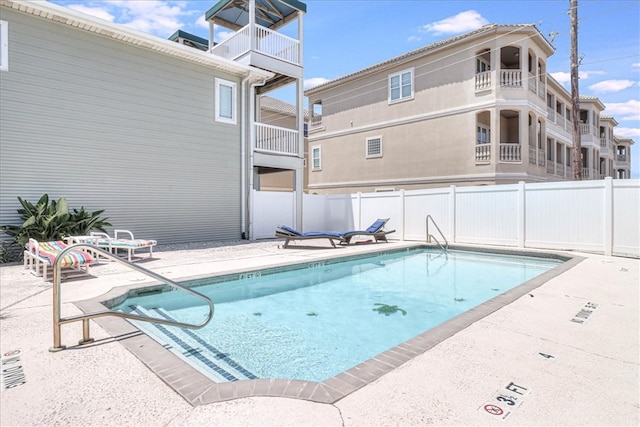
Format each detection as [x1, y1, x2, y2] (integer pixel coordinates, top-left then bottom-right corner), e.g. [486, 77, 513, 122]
[480, 381, 531, 421]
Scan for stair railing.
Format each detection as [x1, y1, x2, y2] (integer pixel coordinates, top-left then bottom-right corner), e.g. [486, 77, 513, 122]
[49, 243, 214, 352]
[426, 215, 449, 252]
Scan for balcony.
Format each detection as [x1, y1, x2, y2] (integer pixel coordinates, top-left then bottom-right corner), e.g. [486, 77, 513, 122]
[210, 24, 300, 67]
[475, 143, 523, 163]
[255, 123, 299, 156]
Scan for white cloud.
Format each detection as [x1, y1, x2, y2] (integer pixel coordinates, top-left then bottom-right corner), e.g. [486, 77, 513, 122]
[304, 77, 330, 90]
[549, 71, 594, 85]
[632, 63, 640, 69]
[550, 72, 570, 84]
[64, 1, 196, 37]
[66, 4, 115, 22]
[605, 100, 640, 121]
[421, 10, 488, 36]
[614, 127, 640, 138]
[589, 80, 636, 94]
[407, 35, 421, 43]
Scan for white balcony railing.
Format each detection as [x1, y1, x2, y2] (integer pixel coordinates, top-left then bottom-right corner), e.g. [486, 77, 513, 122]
[210, 24, 300, 65]
[475, 144, 491, 162]
[255, 123, 299, 156]
[499, 143, 521, 162]
[500, 70, 522, 88]
[475, 71, 491, 91]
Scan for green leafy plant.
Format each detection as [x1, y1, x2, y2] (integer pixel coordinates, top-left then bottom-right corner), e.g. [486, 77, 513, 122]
[0, 194, 111, 261]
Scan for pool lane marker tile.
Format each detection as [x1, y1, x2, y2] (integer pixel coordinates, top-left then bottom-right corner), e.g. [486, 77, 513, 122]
[480, 381, 531, 421]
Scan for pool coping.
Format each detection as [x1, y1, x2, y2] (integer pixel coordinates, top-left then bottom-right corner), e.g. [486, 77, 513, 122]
[74, 244, 584, 406]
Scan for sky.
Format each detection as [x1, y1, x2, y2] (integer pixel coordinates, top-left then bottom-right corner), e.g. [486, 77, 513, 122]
[48, 0, 640, 178]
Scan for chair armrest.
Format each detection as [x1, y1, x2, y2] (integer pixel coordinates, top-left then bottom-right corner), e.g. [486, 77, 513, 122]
[90, 231, 110, 239]
[114, 229, 134, 239]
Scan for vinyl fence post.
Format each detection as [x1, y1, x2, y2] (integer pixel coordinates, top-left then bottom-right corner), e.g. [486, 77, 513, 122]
[449, 185, 456, 244]
[604, 177, 613, 256]
[518, 181, 526, 248]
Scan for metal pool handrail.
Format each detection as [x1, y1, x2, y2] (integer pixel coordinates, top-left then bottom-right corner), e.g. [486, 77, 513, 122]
[426, 215, 449, 252]
[49, 243, 215, 352]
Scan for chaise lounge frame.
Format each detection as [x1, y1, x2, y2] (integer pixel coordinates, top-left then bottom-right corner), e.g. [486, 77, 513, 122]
[275, 225, 346, 248]
[340, 218, 396, 244]
[24, 238, 94, 282]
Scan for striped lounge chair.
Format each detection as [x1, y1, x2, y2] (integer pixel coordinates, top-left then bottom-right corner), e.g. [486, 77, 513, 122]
[24, 239, 94, 282]
[89, 229, 157, 261]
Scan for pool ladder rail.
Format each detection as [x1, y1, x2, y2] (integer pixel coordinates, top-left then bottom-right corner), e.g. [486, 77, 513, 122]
[426, 215, 449, 252]
[49, 243, 215, 352]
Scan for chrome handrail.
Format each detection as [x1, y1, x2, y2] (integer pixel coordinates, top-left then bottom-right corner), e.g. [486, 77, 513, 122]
[426, 215, 449, 252]
[49, 243, 215, 352]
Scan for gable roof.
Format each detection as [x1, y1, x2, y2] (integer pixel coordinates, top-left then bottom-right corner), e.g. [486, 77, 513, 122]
[305, 24, 555, 95]
[205, 0, 306, 32]
[0, 0, 272, 80]
[261, 96, 309, 118]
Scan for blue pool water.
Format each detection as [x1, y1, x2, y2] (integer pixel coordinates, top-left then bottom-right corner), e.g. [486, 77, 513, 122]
[114, 248, 563, 383]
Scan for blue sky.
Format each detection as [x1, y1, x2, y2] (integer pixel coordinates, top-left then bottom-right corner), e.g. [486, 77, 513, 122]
[49, 0, 640, 177]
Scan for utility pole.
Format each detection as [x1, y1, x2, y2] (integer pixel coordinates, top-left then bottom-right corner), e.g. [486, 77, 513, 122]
[570, 0, 582, 180]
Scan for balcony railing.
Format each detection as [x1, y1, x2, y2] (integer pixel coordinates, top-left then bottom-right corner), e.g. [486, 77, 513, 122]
[475, 144, 491, 162]
[255, 123, 299, 156]
[475, 71, 491, 91]
[528, 148, 545, 166]
[500, 70, 522, 88]
[210, 24, 300, 65]
[616, 154, 628, 162]
[547, 107, 556, 123]
[500, 143, 521, 162]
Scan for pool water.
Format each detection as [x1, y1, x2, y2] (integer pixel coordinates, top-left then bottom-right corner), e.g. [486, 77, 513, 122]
[114, 248, 563, 383]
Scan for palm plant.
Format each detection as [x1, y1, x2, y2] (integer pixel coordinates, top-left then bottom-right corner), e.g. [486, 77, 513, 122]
[0, 194, 111, 261]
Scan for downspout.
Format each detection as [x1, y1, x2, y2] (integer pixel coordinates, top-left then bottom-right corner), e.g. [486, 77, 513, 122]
[240, 73, 251, 239]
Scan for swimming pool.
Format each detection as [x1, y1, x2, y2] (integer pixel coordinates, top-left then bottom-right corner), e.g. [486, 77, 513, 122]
[111, 247, 565, 387]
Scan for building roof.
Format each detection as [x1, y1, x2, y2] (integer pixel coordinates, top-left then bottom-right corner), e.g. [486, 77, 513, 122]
[205, 0, 306, 32]
[305, 24, 555, 95]
[168, 30, 210, 51]
[0, 0, 272, 80]
[261, 96, 308, 119]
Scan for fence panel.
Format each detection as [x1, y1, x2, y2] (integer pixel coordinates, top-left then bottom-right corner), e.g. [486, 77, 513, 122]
[525, 181, 604, 253]
[455, 185, 520, 246]
[251, 190, 294, 239]
[303, 193, 329, 231]
[359, 192, 404, 237]
[613, 180, 640, 257]
[404, 188, 450, 241]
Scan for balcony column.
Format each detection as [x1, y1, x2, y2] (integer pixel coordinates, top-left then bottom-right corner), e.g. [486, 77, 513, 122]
[491, 110, 500, 165]
[249, 0, 255, 51]
[520, 110, 529, 159]
[295, 77, 304, 230]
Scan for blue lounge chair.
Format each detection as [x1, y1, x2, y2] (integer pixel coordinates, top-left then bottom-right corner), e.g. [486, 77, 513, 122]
[341, 218, 395, 244]
[275, 225, 346, 248]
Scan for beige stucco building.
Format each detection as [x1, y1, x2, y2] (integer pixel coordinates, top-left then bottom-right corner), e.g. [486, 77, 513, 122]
[305, 24, 633, 194]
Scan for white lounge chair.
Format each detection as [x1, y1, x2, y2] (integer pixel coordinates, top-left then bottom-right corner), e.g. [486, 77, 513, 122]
[24, 239, 94, 282]
[88, 229, 157, 261]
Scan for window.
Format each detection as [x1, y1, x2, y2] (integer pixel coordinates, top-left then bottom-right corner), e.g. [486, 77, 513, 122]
[215, 78, 236, 124]
[366, 136, 382, 158]
[311, 146, 321, 170]
[0, 20, 7, 72]
[476, 57, 490, 73]
[389, 68, 413, 103]
[477, 125, 490, 144]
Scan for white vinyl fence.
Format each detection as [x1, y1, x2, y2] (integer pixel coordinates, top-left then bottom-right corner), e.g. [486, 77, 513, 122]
[252, 178, 639, 258]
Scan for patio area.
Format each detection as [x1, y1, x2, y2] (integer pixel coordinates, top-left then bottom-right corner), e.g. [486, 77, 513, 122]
[0, 240, 638, 426]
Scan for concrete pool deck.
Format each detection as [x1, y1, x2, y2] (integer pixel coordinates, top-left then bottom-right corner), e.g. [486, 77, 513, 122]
[0, 240, 638, 426]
